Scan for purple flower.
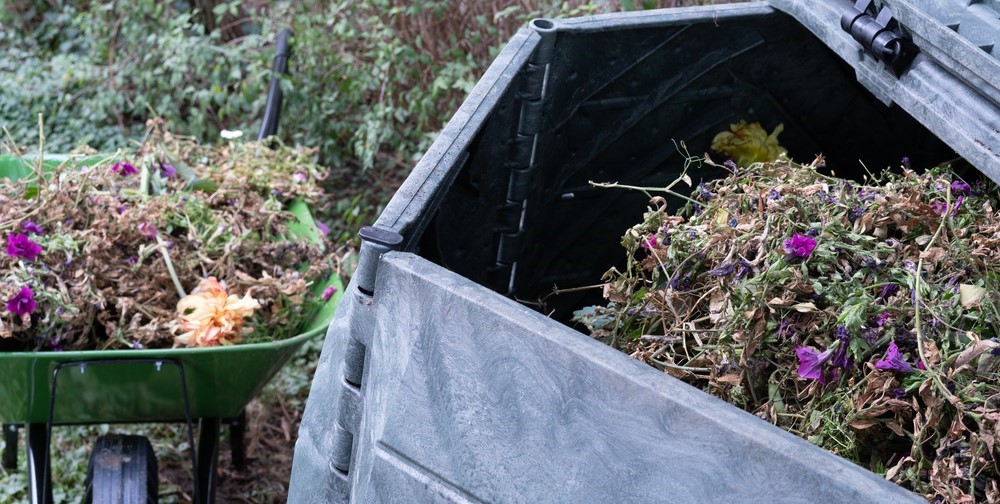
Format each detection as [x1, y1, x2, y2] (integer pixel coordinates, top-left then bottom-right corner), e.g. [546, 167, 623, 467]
[708, 262, 734, 277]
[293, 172, 308, 183]
[20, 221, 44, 235]
[777, 319, 795, 339]
[322, 286, 338, 301]
[116, 204, 127, 215]
[137, 222, 157, 238]
[952, 195, 964, 215]
[641, 235, 658, 250]
[697, 183, 714, 202]
[723, 160, 737, 173]
[767, 189, 781, 201]
[159, 164, 176, 178]
[783, 234, 817, 259]
[831, 326, 853, 369]
[951, 180, 971, 196]
[848, 206, 866, 222]
[806, 228, 820, 237]
[860, 326, 878, 345]
[796, 346, 834, 383]
[876, 312, 892, 327]
[110, 162, 137, 176]
[734, 259, 755, 280]
[930, 201, 947, 215]
[6, 286, 36, 316]
[728, 217, 738, 228]
[5, 233, 43, 260]
[816, 191, 837, 204]
[669, 271, 693, 291]
[875, 342, 913, 373]
[879, 284, 899, 300]
[891, 388, 908, 399]
[125, 255, 139, 264]
[901, 156, 911, 170]
[915, 360, 926, 371]
[316, 221, 330, 236]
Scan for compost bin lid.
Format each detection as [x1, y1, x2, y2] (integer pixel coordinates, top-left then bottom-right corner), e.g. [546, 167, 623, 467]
[771, 0, 1000, 184]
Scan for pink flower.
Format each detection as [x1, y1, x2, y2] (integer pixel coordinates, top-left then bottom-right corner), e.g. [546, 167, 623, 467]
[783, 234, 816, 259]
[110, 162, 137, 176]
[875, 342, 913, 373]
[20, 221, 44, 235]
[159, 164, 176, 178]
[5, 233, 43, 260]
[6, 286, 36, 316]
[137, 222, 157, 238]
[641, 235, 658, 250]
[321, 286, 338, 301]
[315, 221, 330, 236]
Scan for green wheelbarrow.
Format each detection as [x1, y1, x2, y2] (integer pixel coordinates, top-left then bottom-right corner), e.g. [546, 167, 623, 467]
[0, 29, 339, 503]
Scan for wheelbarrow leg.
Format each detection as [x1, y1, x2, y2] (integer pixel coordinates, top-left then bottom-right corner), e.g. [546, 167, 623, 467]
[3, 423, 18, 469]
[197, 417, 221, 504]
[26, 423, 53, 504]
[228, 410, 247, 471]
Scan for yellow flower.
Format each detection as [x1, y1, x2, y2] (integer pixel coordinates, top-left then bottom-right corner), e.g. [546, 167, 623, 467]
[173, 277, 260, 348]
[711, 121, 787, 167]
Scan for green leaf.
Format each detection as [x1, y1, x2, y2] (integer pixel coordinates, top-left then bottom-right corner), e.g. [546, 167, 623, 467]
[837, 296, 867, 333]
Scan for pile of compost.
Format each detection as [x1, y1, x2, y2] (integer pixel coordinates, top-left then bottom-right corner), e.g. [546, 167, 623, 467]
[578, 153, 1000, 501]
[0, 122, 336, 351]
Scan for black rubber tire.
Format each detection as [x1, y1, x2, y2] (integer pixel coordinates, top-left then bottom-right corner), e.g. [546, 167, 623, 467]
[84, 434, 158, 504]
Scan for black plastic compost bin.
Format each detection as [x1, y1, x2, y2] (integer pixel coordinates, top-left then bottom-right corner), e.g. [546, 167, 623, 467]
[291, 1, 1000, 502]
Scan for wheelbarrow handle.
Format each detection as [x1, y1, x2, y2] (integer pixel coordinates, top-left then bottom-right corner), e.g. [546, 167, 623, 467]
[258, 28, 293, 141]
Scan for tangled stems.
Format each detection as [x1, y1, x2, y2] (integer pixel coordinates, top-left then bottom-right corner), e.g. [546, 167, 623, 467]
[913, 185, 958, 404]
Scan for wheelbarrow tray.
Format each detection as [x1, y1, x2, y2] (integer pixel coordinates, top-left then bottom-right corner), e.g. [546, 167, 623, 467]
[0, 155, 341, 424]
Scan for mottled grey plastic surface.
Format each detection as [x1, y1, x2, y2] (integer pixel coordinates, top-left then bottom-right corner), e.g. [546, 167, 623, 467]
[770, 0, 1000, 184]
[291, 2, 999, 502]
[357, 252, 920, 503]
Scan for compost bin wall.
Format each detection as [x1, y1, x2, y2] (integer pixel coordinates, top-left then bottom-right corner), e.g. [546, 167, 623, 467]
[291, 1, 999, 502]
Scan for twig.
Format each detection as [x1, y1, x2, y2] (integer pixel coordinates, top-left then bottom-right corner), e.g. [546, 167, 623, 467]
[650, 358, 710, 374]
[589, 180, 702, 207]
[156, 235, 188, 298]
[640, 334, 682, 344]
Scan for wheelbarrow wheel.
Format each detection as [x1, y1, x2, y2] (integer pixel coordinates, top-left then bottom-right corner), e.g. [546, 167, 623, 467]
[85, 434, 158, 504]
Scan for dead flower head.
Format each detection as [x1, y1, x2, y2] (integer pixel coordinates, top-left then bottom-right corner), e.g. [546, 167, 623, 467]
[173, 277, 260, 348]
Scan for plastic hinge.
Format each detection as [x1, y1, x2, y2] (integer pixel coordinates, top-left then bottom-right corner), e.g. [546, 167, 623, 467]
[329, 422, 354, 473]
[355, 226, 404, 296]
[519, 63, 546, 101]
[841, 0, 917, 76]
[497, 231, 524, 264]
[517, 99, 545, 136]
[507, 134, 534, 168]
[496, 201, 522, 233]
[507, 168, 533, 201]
[343, 337, 366, 387]
[492, 22, 557, 293]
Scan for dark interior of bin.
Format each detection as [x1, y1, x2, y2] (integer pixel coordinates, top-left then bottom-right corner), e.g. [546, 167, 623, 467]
[417, 9, 962, 322]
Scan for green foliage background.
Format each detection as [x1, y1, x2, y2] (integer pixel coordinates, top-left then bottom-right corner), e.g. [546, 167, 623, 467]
[0, 0, 737, 501]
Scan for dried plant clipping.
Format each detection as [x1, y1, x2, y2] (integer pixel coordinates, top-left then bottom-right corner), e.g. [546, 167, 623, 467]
[579, 154, 1000, 501]
[0, 121, 334, 351]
